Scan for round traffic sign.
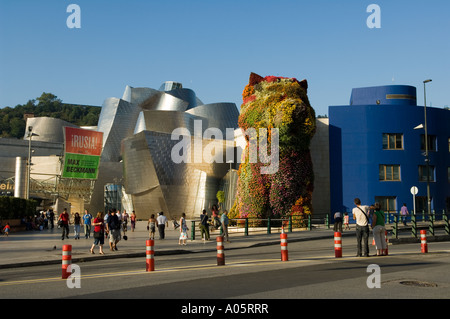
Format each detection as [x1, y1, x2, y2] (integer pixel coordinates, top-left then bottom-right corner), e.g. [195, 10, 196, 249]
[410, 186, 418, 195]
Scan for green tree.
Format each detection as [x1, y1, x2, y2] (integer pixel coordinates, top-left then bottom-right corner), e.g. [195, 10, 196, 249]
[216, 190, 225, 208]
[0, 93, 100, 138]
[9, 118, 25, 138]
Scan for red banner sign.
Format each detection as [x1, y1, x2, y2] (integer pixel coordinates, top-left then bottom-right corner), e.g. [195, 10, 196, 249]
[64, 127, 103, 156]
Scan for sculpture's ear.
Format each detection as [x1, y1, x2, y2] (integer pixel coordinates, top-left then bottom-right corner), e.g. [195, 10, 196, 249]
[299, 79, 308, 93]
[249, 72, 264, 86]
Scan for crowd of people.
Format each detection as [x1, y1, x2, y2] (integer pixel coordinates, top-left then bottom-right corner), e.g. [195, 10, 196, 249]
[4, 204, 231, 255]
[20, 210, 56, 231]
[3, 204, 232, 242]
[3, 200, 403, 258]
[55, 206, 230, 254]
[146, 206, 230, 246]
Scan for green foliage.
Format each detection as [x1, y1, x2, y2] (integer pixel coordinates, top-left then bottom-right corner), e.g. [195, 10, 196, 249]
[0, 196, 38, 219]
[0, 92, 101, 138]
[216, 190, 225, 204]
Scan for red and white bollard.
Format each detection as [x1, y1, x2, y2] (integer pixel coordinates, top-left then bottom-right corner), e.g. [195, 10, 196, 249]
[62, 245, 72, 279]
[146, 239, 155, 271]
[217, 236, 225, 266]
[280, 227, 288, 261]
[334, 232, 342, 258]
[420, 230, 428, 253]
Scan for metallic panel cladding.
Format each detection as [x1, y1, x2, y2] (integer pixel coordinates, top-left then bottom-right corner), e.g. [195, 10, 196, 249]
[24, 117, 78, 144]
[91, 83, 240, 219]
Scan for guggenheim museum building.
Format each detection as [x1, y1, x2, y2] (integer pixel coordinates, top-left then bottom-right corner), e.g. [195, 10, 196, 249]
[0, 80, 448, 221]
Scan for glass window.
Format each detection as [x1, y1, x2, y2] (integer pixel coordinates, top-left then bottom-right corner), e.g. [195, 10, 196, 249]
[382, 133, 403, 150]
[375, 196, 396, 213]
[416, 196, 432, 213]
[379, 165, 401, 181]
[421, 135, 437, 152]
[418, 165, 435, 182]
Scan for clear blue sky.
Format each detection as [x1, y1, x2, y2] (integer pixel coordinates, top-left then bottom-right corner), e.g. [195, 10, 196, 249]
[1, 0, 449, 116]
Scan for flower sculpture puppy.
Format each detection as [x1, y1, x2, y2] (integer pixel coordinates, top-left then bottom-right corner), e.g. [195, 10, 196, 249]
[233, 72, 316, 226]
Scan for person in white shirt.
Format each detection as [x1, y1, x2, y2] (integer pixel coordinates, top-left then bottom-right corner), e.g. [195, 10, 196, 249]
[156, 212, 168, 239]
[352, 198, 370, 257]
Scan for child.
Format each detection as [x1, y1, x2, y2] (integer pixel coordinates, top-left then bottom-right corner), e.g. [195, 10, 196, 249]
[344, 212, 350, 230]
[3, 223, 10, 236]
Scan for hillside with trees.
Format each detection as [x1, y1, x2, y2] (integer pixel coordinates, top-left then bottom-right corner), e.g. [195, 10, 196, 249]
[0, 93, 101, 139]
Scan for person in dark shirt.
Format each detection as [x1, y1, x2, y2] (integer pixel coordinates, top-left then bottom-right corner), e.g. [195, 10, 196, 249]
[200, 209, 210, 241]
[107, 210, 121, 251]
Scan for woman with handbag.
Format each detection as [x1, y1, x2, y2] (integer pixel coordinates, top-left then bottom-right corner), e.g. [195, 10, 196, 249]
[90, 212, 105, 254]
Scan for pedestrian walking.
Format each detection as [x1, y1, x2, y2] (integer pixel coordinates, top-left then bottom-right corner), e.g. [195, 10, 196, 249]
[122, 210, 129, 233]
[371, 202, 387, 256]
[130, 210, 137, 232]
[157, 212, 168, 239]
[401, 203, 409, 226]
[49, 210, 55, 229]
[147, 214, 157, 240]
[58, 208, 70, 240]
[2, 223, 10, 236]
[179, 213, 188, 245]
[199, 209, 210, 241]
[90, 212, 105, 254]
[344, 212, 350, 230]
[83, 209, 93, 239]
[211, 205, 220, 232]
[104, 210, 110, 239]
[73, 212, 81, 239]
[220, 210, 230, 242]
[352, 198, 370, 257]
[107, 209, 121, 251]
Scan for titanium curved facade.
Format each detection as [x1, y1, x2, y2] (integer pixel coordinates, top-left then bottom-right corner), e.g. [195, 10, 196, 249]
[91, 81, 239, 219]
[24, 117, 78, 144]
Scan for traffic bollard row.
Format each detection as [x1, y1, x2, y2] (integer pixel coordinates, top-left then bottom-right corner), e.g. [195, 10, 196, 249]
[60, 228, 436, 278]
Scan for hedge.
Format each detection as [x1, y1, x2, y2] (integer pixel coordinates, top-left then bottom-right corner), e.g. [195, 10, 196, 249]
[0, 196, 38, 219]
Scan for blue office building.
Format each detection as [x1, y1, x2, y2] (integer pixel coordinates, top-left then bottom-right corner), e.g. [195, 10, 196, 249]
[329, 85, 450, 217]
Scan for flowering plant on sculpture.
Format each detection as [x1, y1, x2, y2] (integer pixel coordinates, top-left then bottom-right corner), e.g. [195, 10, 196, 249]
[233, 72, 316, 223]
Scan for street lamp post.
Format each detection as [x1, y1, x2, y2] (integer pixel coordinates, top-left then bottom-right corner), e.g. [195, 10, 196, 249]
[26, 126, 39, 200]
[423, 79, 432, 216]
